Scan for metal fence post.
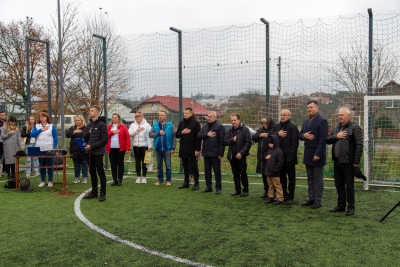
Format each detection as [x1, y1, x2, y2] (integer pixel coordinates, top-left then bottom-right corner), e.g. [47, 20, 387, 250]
[260, 18, 270, 116]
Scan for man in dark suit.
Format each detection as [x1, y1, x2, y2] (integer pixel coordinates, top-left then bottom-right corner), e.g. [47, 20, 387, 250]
[224, 114, 252, 197]
[299, 101, 328, 209]
[197, 111, 226, 194]
[272, 109, 299, 205]
[326, 107, 363, 216]
[176, 108, 202, 190]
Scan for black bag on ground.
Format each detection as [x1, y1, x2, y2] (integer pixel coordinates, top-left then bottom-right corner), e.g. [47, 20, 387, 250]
[4, 179, 16, 189]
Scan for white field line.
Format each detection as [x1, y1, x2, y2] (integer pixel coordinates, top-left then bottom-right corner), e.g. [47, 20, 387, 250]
[74, 180, 214, 267]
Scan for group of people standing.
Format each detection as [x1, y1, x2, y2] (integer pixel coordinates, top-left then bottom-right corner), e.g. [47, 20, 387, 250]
[1, 100, 363, 214]
[252, 100, 363, 216]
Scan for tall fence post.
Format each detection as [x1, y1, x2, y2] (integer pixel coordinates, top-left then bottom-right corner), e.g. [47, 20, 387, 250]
[93, 34, 108, 169]
[25, 37, 31, 117]
[170, 27, 183, 174]
[260, 18, 270, 116]
[366, 8, 373, 188]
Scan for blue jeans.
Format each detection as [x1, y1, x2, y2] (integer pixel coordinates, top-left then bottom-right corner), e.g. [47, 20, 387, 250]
[25, 144, 39, 174]
[39, 152, 54, 182]
[73, 158, 88, 178]
[155, 150, 172, 182]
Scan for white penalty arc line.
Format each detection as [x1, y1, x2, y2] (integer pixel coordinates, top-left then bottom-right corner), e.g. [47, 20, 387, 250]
[74, 189, 213, 267]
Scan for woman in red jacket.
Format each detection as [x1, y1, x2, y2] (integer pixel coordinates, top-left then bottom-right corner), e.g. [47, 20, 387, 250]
[106, 113, 130, 186]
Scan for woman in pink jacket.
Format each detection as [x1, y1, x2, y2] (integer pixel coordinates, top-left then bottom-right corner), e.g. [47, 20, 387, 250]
[106, 113, 130, 186]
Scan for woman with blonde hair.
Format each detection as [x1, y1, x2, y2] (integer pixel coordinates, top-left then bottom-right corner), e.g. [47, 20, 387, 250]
[106, 113, 130, 186]
[66, 115, 88, 184]
[30, 112, 58, 187]
[0, 116, 22, 179]
[21, 115, 40, 178]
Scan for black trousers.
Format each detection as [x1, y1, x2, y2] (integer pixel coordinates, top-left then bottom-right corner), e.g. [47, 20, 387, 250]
[182, 157, 199, 184]
[109, 148, 125, 182]
[133, 146, 147, 177]
[204, 157, 222, 190]
[230, 156, 248, 192]
[262, 173, 269, 192]
[334, 161, 355, 209]
[280, 164, 296, 201]
[3, 164, 15, 178]
[89, 154, 107, 194]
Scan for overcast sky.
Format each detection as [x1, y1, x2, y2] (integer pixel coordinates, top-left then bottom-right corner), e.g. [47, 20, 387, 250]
[1, 0, 399, 35]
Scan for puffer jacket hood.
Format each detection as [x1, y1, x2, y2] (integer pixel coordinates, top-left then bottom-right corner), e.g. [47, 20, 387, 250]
[268, 134, 280, 148]
[129, 118, 152, 148]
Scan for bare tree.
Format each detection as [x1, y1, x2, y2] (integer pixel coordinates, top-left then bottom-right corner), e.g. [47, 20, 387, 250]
[328, 43, 399, 93]
[49, 1, 80, 123]
[0, 17, 48, 115]
[72, 13, 128, 117]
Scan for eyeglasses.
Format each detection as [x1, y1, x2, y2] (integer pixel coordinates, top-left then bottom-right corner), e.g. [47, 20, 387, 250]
[135, 115, 141, 118]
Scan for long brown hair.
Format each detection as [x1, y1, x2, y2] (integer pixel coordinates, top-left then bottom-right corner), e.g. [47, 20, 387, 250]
[26, 116, 36, 132]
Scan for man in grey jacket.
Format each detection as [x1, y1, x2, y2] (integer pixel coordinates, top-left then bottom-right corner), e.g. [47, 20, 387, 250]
[197, 111, 226, 194]
[326, 107, 363, 216]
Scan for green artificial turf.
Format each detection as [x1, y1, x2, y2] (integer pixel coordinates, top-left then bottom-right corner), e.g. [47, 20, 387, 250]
[1, 170, 400, 267]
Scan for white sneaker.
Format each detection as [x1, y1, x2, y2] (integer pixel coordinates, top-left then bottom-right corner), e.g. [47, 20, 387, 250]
[73, 177, 80, 184]
[38, 182, 46, 187]
[47, 181, 53, 187]
[26, 174, 31, 178]
[82, 178, 87, 184]
[136, 177, 141, 184]
[189, 175, 195, 185]
[34, 172, 40, 176]
[141, 177, 147, 184]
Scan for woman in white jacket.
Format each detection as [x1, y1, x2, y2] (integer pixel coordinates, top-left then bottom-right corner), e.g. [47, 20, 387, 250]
[128, 112, 152, 184]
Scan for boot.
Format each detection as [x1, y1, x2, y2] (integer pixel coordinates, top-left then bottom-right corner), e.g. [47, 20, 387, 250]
[192, 183, 199, 190]
[178, 183, 190, 189]
[260, 191, 268, 198]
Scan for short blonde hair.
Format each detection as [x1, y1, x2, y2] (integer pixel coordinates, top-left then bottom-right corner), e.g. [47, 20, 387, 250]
[75, 115, 86, 126]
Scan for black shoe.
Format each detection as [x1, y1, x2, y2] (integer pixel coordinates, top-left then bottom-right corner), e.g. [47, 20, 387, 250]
[215, 189, 221, 195]
[240, 191, 249, 197]
[111, 180, 118, 186]
[311, 202, 322, 209]
[178, 183, 190, 189]
[231, 191, 241, 196]
[346, 208, 355, 216]
[301, 199, 315, 206]
[273, 200, 283, 205]
[264, 198, 274, 204]
[83, 192, 98, 199]
[284, 199, 293, 205]
[117, 180, 122, 186]
[260, 191, 268, 198]
[192, 184, 199, 190]
[329, 206, 346, 212]
[202, 187, 212, 193]
[99, 192, 106, 202]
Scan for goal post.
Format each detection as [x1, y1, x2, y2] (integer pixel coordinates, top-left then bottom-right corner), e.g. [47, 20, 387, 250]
[364, 95, 400, 190]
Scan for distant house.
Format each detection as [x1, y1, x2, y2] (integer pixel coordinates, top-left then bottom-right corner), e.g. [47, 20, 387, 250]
[310, 92, 331, 104]
[133, 95, 212, 125]
[107, 102, 135, 126]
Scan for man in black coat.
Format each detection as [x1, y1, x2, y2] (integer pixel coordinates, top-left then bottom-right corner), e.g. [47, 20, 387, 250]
[252, 116, 275, 198]
[176, 108, 202, 190]
[83, 105, 108, 202]
[197, 111, 226, 194]
[224, 114, 252, 197]
[326, 107, 363, 216]
[272, 109, 299, 205]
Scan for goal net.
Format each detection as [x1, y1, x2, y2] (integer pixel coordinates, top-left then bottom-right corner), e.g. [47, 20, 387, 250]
[364, 95, 400, 189]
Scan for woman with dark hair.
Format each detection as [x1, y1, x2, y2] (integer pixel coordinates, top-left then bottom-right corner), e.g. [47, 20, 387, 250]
[66, 115, 89, 184]
[21, 115, 40, 178]
[0, 116, 21, 179]
[31, 112, 58, 187]
[106, 113, 130, 186]
[252, 116, 276, 198]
